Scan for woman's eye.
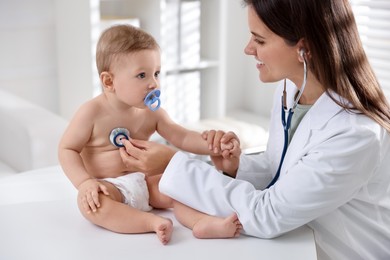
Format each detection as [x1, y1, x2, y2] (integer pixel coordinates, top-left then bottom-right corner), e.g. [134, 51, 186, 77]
[254, 38, 265, 45]
[137, 72, 146, 79]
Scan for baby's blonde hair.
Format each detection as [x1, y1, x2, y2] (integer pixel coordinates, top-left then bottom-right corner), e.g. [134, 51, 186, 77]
[96, 24, 159, 75]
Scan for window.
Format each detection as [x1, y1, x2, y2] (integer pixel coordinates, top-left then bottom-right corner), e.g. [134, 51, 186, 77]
[350, 0, 390, 100]
[161, 0, 202, 124]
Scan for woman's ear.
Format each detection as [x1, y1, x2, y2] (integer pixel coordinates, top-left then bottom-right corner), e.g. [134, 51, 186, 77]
[296, 39, 310, 62]
[100, 72, 114, 91]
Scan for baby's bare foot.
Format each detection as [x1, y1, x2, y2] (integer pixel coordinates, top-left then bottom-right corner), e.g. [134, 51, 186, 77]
[155, 217, 173, 245]
[192, 213, 242, 239]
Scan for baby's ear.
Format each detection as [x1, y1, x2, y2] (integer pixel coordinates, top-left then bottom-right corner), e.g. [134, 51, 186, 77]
[100, 72, 114, 91]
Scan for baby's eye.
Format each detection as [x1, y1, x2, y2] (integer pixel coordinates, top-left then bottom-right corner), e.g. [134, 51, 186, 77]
[137, 72, 146, 79]
[154, 71, 160, 78]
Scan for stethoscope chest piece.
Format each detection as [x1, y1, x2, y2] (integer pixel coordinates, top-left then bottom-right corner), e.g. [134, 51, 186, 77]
[144, 89, 161, 111]
[109, 128, 130, 147]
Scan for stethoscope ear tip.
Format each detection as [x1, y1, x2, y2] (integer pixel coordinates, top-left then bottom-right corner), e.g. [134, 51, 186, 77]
[299, 48, 306, 58]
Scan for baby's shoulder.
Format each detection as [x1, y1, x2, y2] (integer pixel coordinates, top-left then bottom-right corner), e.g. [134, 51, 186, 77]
[74, 95, 106, 119]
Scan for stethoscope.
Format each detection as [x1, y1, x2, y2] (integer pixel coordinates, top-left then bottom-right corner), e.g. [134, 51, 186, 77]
[109, 89, 161, 147]
[266, 49, 308, 188]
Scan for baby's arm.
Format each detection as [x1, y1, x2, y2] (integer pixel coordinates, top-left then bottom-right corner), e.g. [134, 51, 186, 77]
[155, 109, 240, 156]
[58, 101, 109, 213]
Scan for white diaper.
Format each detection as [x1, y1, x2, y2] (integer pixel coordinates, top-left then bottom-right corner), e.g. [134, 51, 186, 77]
[103, 172, 153, 212]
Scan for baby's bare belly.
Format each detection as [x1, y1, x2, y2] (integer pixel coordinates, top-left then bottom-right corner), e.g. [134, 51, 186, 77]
[81, 148, 130, 179]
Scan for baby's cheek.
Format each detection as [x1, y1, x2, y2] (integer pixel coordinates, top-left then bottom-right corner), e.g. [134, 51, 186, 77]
[220, 142, 233, 150]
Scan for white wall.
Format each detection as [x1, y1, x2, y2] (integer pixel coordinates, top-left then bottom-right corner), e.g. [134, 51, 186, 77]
[0, 0, 59, 113]
[55, 0, 97, 119]
[242, 60, 279, 118]
[223, 0, 276, 119]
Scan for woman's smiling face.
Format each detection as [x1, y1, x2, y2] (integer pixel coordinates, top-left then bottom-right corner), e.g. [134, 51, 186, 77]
[244, 5, 301, 84]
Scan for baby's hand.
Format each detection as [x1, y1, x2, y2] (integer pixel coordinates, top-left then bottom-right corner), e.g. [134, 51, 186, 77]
[207, 131, 241, 176]
[202, 130, 241, 157]
[78, 179, 109, 214]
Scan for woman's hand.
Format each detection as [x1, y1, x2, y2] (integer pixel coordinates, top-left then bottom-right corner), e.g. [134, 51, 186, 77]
[119, 139, 177, 176]
[210, 152, 240, 178]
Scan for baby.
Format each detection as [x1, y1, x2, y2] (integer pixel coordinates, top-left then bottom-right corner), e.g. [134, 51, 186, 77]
[58, 24, 241, 244]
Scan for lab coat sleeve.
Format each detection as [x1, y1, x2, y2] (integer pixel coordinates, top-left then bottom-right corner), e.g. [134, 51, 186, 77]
[159, 151, 255, 217]
[160, 124, 383, 238]
[235, 152, 273, 190]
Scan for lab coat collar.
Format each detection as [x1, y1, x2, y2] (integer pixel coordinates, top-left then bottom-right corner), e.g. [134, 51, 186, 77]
[284, 81, 344, 130]
[307, 90, 345, 130]
[280, 91, 345, 175]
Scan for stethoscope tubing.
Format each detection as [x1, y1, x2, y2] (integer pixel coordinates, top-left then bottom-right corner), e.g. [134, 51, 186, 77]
[266, 102, 294, 188]
[266, 52, 307, 188]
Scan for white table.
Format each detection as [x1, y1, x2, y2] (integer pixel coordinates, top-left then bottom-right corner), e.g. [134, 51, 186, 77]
[0, 166, 317, 260]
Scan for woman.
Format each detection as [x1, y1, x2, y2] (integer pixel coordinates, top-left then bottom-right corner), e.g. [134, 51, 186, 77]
[120, 0, 390, 259]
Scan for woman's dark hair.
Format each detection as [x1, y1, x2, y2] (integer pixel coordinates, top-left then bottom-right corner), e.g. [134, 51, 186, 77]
[243, 0, 390, 132]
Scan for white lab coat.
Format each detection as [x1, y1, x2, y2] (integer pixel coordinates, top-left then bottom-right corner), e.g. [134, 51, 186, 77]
[159, 81, 390, 260]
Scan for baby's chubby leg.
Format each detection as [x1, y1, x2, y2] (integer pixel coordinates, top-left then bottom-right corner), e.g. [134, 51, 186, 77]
[77, 181, 173, 244]
[146, 174, 173, 209]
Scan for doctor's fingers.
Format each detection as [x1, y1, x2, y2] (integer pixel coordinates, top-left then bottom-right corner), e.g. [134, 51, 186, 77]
[119, 146, 155, 174]
[119, 147, 142, 169]
[121, 139, 144, 159]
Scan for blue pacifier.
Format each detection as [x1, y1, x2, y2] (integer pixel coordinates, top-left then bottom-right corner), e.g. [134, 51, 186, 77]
[109, 128, 130, 148]
[144, 89, 161, 111]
